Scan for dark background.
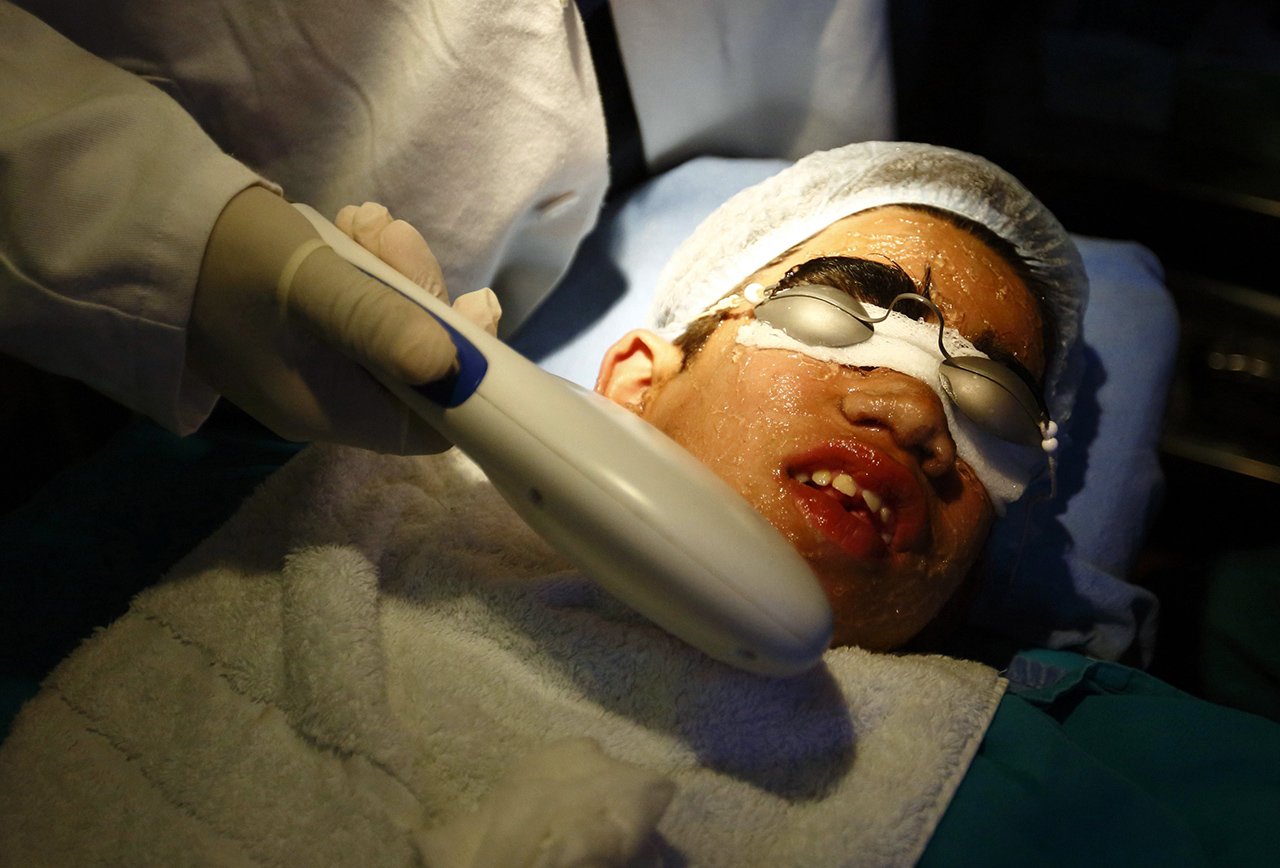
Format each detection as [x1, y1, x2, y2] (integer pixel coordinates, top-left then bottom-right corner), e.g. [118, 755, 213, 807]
[892, 0, 1280, 700]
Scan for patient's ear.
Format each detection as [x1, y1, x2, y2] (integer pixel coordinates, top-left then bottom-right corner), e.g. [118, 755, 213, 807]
[595, 330, 684, 411]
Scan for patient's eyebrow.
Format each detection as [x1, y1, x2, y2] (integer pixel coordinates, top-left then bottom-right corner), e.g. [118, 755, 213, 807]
[778, 256, 932, 318]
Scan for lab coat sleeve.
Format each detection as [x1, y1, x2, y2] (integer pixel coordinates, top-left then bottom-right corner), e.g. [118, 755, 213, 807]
[0, 2, 273, 433]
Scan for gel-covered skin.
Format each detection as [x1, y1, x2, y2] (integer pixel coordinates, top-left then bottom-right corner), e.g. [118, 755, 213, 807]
[626, 206, 1047, 650]
[737, 308, 1040, 511]
[640, 321, 992, 650]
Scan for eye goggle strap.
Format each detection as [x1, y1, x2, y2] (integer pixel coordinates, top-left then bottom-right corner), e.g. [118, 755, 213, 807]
[862, 292, 952, 359]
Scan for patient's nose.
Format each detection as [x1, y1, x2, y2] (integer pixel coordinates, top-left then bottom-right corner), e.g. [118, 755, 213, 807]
[839, 372, 956, 476]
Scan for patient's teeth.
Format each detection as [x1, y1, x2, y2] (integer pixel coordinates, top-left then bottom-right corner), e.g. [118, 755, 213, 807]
[811, 469, 833, 487]
[832, 473, 858, 497]
[882, 532, 893, 546]
[879, 507, 893, 526]
[862, 489, 883, 513]
[794, 471, 811, 484]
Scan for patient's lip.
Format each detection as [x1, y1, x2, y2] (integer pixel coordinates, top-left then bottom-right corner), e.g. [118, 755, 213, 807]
[785, 441, 927, 558]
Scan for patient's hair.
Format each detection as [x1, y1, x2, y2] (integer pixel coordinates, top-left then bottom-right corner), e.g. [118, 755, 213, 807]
[674, 204, 1054, 382]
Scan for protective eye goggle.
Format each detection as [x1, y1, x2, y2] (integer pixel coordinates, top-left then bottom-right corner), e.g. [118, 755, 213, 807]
[752, 283, 1059, 452]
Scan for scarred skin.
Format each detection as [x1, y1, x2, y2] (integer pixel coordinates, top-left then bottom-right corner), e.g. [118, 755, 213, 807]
[597, 206, 1045, 651]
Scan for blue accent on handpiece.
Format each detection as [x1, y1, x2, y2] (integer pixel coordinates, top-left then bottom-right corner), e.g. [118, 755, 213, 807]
[412, 313, 488, 408]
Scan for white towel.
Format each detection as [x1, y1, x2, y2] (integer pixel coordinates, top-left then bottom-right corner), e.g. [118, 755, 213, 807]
[0, 444, 1005, 866]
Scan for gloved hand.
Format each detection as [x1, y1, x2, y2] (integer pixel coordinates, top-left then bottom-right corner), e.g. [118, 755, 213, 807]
[189, 187, 500, 453]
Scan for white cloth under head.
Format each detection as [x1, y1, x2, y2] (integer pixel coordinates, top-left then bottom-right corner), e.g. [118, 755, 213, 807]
[0, 445, 1007, 866]
[737, 306, 1043, 510]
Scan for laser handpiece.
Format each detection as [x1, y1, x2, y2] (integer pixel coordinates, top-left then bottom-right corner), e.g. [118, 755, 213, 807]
[293, 204, 833, 676]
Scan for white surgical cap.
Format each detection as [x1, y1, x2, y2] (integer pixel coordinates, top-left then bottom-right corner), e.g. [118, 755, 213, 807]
[650, 141, 1089, 430]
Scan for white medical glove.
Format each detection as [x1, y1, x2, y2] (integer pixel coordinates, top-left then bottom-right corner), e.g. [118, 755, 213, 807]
[189, 187, 500, 454]
[416, 738, 675, 867]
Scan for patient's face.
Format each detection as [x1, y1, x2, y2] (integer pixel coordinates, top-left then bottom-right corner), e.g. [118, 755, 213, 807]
[599, 206, 1045, 651]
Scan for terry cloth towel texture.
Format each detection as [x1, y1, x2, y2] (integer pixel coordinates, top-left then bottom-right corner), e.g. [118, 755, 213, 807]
[0, 445, 1005, 867]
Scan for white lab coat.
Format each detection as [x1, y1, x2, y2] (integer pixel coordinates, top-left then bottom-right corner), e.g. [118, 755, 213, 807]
[0, 0, 608, 433]
[0, 0, 892, 435]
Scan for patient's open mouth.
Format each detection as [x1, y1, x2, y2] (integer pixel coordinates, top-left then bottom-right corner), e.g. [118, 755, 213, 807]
[793, 468, 897, 541]
[786, 443, 927, 558]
